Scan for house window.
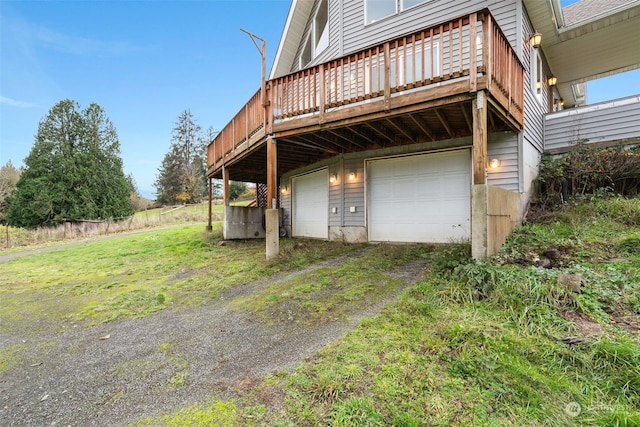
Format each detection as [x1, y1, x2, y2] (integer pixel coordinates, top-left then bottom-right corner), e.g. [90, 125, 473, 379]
[402, 0, 427, 10]
[315, 0, 329, 54]
[365, 0, 397, 24]
[365, 0, 427, 24]
[300, 0, 329, 68]
[301, 38, 311, 67]
[531, 48, 544, 103]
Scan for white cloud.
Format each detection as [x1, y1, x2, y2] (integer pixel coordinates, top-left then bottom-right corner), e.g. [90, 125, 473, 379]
[0, 96, 39, 108]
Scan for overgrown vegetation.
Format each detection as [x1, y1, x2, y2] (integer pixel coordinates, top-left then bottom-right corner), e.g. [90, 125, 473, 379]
[534, 143, 640, 209]
[132, 195, 639, 426]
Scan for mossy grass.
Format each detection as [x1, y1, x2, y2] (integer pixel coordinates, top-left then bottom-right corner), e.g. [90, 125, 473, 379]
[134, 196, 639, 426]
[0, 223, 365, 328]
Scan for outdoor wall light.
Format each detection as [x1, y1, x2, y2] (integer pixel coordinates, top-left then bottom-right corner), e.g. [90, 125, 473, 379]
[489, 158, 501, 169]
[348, 171, 357, 180]
[281, 185, 288, 194]
[329, 172, 338, 183]
[530, 32, 542, 49]
[548, 76, 558, 86]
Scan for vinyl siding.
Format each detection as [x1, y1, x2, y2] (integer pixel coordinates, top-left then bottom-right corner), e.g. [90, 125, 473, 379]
[487, 132, 519, 191]
[291, 0, 342, 72]
[342, 0, 519, 56]
[328, 162, 342, 227]
[343, 158, 365, 226]
[291, 0, 520, 73]
[521, 7, 549, 154]
[544, 95, 640, 152]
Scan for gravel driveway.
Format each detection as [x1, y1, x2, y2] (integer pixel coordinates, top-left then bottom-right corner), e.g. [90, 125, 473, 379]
[0, 250, 427, 426]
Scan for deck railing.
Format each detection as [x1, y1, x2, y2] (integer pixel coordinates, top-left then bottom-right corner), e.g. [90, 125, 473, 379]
[208, 9, 524, 174]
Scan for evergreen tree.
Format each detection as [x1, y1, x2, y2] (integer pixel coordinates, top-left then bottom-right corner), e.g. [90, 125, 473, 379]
[7, 99, 134, 227]
[0, 161, 21, 223]
[154, 109, 209, 204]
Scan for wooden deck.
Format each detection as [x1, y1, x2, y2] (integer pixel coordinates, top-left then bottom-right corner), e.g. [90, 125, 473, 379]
[207, 9, 524, 184]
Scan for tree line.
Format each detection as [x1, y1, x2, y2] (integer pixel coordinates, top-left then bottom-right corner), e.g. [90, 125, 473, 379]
[0, 99, 246, 229]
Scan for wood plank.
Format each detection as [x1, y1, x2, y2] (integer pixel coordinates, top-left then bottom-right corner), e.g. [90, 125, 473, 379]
[472, 90, 487, 185]
[222, 165, 230, 206]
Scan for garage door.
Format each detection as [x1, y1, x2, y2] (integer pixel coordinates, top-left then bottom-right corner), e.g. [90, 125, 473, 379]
[368, 150, 470, 243]
[293, 169, 329, 238]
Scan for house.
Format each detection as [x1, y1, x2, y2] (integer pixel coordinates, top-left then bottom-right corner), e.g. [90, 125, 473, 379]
[206, 0, 640, 259]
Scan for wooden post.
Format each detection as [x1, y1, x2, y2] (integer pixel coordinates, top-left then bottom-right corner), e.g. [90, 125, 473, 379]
[383, 42, 391, 111]
[222, 165, 230, 206]
[472, 90, 487, 184]
[207, 177, 213, 231]
[469, 13, 477, 92]
[266, 136, 277, 208]
[481, 13, 493, 92]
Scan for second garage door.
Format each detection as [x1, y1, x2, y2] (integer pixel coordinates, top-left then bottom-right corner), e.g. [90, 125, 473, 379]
[368, 150, 471, 243]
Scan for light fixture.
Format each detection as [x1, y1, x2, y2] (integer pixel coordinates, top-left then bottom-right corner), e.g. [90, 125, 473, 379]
[329, 172, 338, 183]
[548, 76, 558, 86]
[281, 185, 288, 194]
[489, 158, 500, 169]
[530, 32, 542, 49]
[348, 171, 357, 180]
[559, 98, 565, 106]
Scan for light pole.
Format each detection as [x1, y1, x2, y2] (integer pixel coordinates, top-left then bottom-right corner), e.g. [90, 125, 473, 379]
[240, 28, 267, 108]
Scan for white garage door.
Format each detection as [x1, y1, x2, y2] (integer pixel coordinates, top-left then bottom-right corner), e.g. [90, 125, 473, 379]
[368, 150, 470, 243]
[293, 169, 329, 238]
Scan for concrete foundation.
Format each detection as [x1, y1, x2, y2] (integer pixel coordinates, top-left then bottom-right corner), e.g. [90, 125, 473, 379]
[265, 209, 280, 260]
[329, 226, 367, 243]
[223, 206, 267, 240]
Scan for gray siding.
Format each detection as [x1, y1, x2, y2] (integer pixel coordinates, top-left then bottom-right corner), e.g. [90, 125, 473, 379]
[343, 158, 365, 227]
[328, 162, 342, 227]
[342, 0, 519, 55]
[544, 95, 640, 152]
[487, 132, 519, 191]
[291, 0, 520, 73]
[521, 7, 550, 154]
[291, 0, 342, 72]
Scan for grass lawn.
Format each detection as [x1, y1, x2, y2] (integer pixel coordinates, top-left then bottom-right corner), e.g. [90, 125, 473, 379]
[0, 223, 372, 327]
[2, 196, 639, 426]
[131, 196, 640, 427]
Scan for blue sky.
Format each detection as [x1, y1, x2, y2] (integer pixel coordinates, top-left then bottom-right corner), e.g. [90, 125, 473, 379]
[1, 0, 639, 199]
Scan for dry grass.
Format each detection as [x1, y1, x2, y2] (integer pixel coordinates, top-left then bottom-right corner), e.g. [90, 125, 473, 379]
[0, 203, 221, 250]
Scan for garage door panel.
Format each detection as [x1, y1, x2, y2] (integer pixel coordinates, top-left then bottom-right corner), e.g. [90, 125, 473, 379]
[293, 169, 328, 239]
[368, 150, 470, 243]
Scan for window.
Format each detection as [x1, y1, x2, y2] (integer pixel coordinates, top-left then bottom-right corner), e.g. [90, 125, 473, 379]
[300, 0, 329, 68]
[315, 0, 329, 53]
[365, 0, 396, 24]
[531, 48, 544, 102]
[402, 0, 426, 9]
[365, 0, 427, 24]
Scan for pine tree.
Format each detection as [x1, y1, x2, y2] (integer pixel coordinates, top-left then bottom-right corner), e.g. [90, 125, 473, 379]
[7, 99, 134, 227]
[0, 161, 21, 223]
[154, 109, 209, 204]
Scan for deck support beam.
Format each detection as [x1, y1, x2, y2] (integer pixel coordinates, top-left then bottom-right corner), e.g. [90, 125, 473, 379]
[206, 177, 213, 232]
[266, 135, 279, 259]
[472, 90, 489, 258]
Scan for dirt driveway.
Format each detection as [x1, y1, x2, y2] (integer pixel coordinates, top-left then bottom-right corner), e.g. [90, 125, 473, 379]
[0, 248, 427, 426]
